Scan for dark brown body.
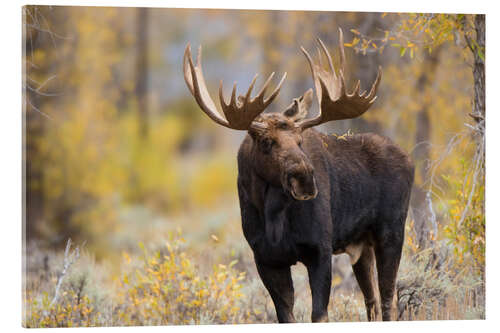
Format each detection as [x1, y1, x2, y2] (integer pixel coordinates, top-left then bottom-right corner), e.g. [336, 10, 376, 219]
[237, 128, 414, 322]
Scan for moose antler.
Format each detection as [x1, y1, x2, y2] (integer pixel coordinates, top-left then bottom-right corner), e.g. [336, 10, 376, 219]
[298, 28, 382, 129]
[183, 44, 287, 130]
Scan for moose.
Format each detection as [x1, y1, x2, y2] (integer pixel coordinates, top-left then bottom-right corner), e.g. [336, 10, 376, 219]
[183, 29, 414, 322]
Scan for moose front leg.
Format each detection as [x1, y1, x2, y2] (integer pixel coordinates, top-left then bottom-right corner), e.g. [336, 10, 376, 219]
[255, 260, 296, 323]
[306, 255, 332, 322]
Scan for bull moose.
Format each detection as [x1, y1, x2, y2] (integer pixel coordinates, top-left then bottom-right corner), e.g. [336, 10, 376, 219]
[183, 29, 414, 322]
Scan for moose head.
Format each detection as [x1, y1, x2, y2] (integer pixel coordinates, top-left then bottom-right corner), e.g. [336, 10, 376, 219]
[183, 29, 381, 201]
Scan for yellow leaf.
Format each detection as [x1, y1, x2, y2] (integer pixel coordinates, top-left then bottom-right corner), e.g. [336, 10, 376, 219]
[332, 275, 343, 286]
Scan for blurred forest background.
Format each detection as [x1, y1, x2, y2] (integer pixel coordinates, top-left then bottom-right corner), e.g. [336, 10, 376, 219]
[22, 6, 485, 326]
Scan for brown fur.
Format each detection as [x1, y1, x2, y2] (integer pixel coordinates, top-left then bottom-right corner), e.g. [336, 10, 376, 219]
[237, 108, 414, 322]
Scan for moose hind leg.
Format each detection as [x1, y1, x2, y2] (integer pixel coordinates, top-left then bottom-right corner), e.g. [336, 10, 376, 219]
[374, 225, 404, 321]
[351, 245, 380, 321]
[255, 261, 296, 323]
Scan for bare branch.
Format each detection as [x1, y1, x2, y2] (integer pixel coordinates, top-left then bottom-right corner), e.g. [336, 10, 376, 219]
[27, 100, 52, 120]
[426, 191, 438, 240]
[457, 138, 484, 228]
[50, 238, 81, 307]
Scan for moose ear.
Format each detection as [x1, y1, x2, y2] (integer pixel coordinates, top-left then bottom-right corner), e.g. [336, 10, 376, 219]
[301, 88, 314, 112]
[283, 88, 314, 121]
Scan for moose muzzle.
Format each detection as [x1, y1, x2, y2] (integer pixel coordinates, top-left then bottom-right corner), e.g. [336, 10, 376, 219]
[282, 159, 318, 201]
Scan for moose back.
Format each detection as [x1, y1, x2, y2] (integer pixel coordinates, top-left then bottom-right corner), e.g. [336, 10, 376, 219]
[183, 29, 414, 322]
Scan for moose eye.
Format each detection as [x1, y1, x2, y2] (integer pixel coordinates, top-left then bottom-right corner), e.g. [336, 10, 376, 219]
[276, 121, 289, 130]
[295, 135, 303, 148]
[260, 138, 275, 154]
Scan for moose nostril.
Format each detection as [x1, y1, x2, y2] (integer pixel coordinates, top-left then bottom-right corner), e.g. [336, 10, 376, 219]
[288, 176, 299, 188]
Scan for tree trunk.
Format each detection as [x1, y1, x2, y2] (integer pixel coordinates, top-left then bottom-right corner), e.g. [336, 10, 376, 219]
[471, 14, 485, 126]
[135, 7, 150, 137]
[410, 46, 442, 249]
[24, 6, 46, 242]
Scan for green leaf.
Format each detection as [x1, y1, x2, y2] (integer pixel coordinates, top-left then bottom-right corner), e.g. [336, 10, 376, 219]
[477, 47, 485, 62]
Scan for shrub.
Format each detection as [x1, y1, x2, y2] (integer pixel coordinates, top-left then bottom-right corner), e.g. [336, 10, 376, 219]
[24, 288, 102, 328]
[396, 244, 484, 320]
[443, 165, 485, 275]
[115, 231, 249, 325]
[23, 240, 110, 327]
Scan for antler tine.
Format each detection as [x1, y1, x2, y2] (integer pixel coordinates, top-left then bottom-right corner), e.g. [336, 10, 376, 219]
[255, 71, 275, 104]
[298, 28, 383, 129]
[196, 43, 202, 68]
[337, 28, 347, 76]
[183, 44, 193, 93]
[218, 80, 228, 107]
[218, 72, 286, 129]
[229, 82, 237, 107]
[301, 46, 322, 102]
[184, 44, 229, 127]
[338, 66, 348, 97]
[316, 46, 323, 68]
[185, 43, 285, 131]
[301, 46, 314, 78]
[317, 38, 336, 77]
[263, 72, 287, 107]
[366, 66, 382, 101]
[244, 74, 259, 104]
[218, 80, 238, 110]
